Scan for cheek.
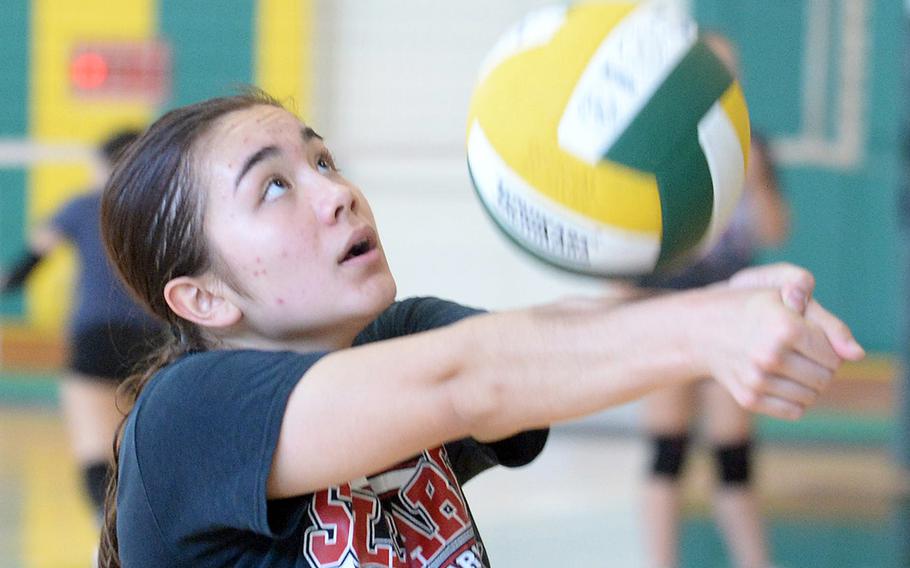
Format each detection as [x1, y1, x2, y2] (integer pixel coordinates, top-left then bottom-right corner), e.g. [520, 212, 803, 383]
[260, 232, 330, 292]
[279, 229, 322, 266]
[210, 210, 331, 301]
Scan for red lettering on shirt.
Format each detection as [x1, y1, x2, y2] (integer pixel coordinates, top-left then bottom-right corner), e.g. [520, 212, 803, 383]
[305, 484, 353, 566]
[303, 448, 483, 567]
[392, 449, 471, 564]
[402, 464, 469, 541]
[351, 490, 405, 567]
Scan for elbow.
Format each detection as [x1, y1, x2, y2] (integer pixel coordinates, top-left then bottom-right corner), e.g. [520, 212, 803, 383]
[442, 319, 512, 439]
[760, 226, 788, 248]
[445, 365, 509, 440]
[752, 212, 790, 248]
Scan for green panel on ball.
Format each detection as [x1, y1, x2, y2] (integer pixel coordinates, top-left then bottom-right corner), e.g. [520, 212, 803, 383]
[654, 138, 714, 268]
[605, 39, 733, 169]
[605, 39, 732, 267]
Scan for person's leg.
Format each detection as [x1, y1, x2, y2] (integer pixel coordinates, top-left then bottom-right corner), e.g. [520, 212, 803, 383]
[703, 380, 769, 568]
[643, 383, 697, 568]
[58, 375, 123, 517]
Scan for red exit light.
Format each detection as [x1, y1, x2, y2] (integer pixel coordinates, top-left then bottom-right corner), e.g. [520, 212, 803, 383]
[69, 40, 172, 103]
[70, 51, 109, 90]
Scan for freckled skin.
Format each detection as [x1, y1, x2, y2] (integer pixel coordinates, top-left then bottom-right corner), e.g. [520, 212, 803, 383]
[197, 105, 397, 351]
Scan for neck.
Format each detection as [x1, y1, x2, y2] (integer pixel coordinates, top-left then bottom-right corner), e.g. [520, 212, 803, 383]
[217, 318, 370, 354]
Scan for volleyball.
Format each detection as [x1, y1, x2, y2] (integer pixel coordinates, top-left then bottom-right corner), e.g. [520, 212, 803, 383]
[466, 1, 750, 277]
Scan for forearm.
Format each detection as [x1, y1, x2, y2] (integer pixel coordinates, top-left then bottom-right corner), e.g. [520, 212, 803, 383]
[0, 251, 42, 293]
[1, 226, 63, 294]
[452, 292, 703, 440]
[750, 188, 789, 247]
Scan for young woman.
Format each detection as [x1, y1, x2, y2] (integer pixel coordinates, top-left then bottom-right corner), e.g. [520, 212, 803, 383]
[0, 130, 164, 521]
[637, 34, 790, 568]
[98, 91, 863, 568]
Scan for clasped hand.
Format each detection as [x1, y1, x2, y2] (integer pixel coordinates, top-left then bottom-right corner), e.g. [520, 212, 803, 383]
[699, 263, 865, 420]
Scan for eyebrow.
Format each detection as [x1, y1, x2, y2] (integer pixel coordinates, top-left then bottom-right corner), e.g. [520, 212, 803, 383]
[302, 126, 323, 142]
[234, 145, 280, 192]
[233, 127, 325, 192]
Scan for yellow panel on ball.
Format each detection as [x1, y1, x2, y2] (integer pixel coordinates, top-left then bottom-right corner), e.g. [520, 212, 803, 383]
[719, 82, 751, 169]
[467, 2, 660, 234]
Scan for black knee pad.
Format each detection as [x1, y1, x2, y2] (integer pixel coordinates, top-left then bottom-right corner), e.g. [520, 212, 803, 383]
[651, 434, 690, 479]
[714, 440, 753, 486]
[83, 461, 111, 513]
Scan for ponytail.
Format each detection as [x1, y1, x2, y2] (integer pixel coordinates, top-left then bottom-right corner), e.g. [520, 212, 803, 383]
[97, 328, 205, 568]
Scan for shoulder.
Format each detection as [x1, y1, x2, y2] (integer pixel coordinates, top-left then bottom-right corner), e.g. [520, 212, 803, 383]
[135, 349, 325, 428]
[50, 191, 99, 229]
[121, 349, 323, 553]
[386, 297, 486, 328]
[60, 191, 100, 215]
[355, 297, 486, 344]
[147, 348, 320, 390]
[750, 131, 770, 153]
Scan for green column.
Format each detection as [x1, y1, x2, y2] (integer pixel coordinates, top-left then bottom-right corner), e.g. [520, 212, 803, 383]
[0, 0, 29, 318]
[158, 0, 255, 107]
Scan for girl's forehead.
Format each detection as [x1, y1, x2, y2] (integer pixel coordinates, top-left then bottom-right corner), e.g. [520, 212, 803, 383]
[200, 106, 299, 158]
[212, 105, 302, 142]
[196, 105, 307, 172]
[196, 106, 311, 199]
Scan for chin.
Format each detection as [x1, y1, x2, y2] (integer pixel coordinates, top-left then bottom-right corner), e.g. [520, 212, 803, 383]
[338, 266, 396, 327]
[367, 272, 397, 314]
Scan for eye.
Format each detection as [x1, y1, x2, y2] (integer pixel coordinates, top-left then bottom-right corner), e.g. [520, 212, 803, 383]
[262, 176, 290, 202]
[316, 152, 338, 174]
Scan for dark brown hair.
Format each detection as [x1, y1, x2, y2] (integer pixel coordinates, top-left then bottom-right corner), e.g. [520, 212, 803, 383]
[99, 129, 141, 165]
[97, 90, 283, 568]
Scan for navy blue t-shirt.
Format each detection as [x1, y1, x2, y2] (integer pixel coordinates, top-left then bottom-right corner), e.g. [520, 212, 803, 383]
[51, 191, 158, 333]
[116, 297, 549, 567]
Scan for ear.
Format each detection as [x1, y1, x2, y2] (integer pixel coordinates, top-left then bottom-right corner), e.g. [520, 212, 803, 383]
[163, 275, 242, 329]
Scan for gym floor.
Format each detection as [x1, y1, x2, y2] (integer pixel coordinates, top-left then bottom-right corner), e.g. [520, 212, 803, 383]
[0, 369, 907, 568]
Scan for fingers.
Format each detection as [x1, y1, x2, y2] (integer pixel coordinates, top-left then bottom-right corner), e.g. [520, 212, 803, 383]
[733, 368, 823, 419]
[709, 280, 862, 422]
[780, 283, 809, 314]
[754, 374, 821, 407]
[740, 267, 863, 362]
[787, 313, 843, 372]
[763, 293, 862, 374]
[726, 300, 843, 420]
[766, 352, 834, 394]
[805, 300, 866, 361]
[729, 384, 807, 421]
[748, 396, 807, 421]
[729, 263, 815, 299]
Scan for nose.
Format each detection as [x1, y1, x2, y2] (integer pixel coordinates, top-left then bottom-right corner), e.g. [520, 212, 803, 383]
[312, 176, 356, 224]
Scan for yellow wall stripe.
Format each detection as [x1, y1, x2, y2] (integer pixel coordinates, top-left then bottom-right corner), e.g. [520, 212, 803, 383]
[27, 0, 157, 331]
[255, 0, 313, 117]
[22, 442, 97, 568]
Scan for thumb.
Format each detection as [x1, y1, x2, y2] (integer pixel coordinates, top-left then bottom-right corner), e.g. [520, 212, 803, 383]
[804, 300, 866, 361]
[780, 283, 809, 315]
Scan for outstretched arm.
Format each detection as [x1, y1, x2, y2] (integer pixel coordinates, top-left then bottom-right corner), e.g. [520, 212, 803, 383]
[267, 264, 862, 498]
[0, 225, 64, 293]
[746, 137, 789, 247]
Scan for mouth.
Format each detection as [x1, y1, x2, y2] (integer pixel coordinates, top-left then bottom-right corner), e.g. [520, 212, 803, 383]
[339, 227, 378, 264]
